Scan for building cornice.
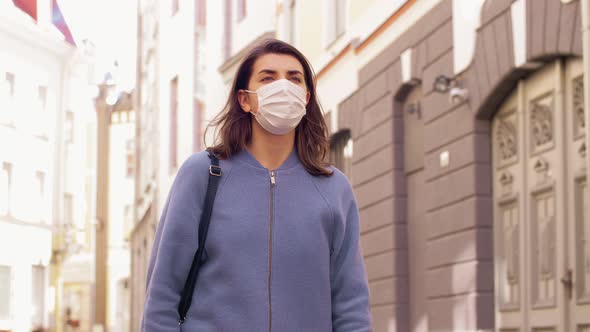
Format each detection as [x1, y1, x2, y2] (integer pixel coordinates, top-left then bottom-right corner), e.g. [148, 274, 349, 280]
[218, 31, 276, 74]
[0, 5, 74, 57]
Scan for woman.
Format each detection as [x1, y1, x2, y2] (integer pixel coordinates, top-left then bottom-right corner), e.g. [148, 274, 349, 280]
[142, 39, 371, 331]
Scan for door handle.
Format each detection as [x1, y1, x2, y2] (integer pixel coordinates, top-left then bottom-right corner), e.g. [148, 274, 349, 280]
[561, 269, 573, 299]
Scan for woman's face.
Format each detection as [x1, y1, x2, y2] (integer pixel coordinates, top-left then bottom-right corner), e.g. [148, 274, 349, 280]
[238, 53, 311, 114]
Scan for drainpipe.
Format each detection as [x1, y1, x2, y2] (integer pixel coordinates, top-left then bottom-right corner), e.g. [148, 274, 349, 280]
[582, 0, 590, 177]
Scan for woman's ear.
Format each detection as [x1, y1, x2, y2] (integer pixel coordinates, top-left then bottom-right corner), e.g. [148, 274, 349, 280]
[305, 91, 311, 105]
[238, 90, 252, 113]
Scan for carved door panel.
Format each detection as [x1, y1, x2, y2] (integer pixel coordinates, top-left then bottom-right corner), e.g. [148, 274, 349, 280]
[566, 59, 590, 332]
[493, 59, 588, 331]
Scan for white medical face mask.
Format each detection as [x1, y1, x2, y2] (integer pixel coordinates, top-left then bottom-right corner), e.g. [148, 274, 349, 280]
[243, 79, 307, 135]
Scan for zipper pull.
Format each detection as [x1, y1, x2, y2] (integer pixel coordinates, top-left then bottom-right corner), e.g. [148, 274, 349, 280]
[270, 171, 276, 186]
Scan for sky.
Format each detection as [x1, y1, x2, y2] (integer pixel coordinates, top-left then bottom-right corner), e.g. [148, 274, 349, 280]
[59, 0, 138, 90]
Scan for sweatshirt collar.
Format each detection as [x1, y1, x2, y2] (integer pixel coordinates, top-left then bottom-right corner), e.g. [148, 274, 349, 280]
[234, 147, 300, 171]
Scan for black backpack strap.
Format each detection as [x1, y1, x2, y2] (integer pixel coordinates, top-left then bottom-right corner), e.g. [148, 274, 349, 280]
[178, 149, 222, 325]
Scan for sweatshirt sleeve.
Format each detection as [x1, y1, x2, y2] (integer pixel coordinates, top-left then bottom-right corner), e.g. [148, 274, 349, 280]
[330, 179, 372, 331]
[141, 153, 208, 331]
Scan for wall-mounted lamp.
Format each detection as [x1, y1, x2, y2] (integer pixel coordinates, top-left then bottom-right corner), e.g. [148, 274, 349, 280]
[433, 75, 453, 93]
[433, 75, 469, 104]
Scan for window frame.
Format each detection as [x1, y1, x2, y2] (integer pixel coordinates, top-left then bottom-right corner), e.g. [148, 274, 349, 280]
[0, 265, 12, 321]
[195, 0, 207, 27]
[36, 171, 46, 223]
[171, 0, 179, 16]
[64, 193, 73, 227]
[65, 110, 74, 144]
[223, 0, 233, 59]
[31, 265, 46, 329]
[1, 72, 16, 126]
[169, 76, 179, 171]
[325, 0, 346, 47]
[5, 72, 14, 97]
[237, 0, 247, 22]
[0, 163, 13, 216]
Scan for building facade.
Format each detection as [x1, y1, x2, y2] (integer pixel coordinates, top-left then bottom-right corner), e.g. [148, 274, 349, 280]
[107, 93, 135, 332]
[130, 0, 160, 329]
[57, 60, 98, 332]
[308, 0, 589, 330]
[274, 0, 590, 330]
[130, 0, 589, 330]
[131, 0, 208, 328]
[0, 1, 92, 331]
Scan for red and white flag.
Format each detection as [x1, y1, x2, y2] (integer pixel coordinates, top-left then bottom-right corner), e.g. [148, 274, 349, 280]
[11, 0, 75, 45]
[51, 0, 75, 45]
[11, 0, 37, 20]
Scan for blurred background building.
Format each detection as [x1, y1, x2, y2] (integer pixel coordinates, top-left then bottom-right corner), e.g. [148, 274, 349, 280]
[1, 0, 589, 331]
[0, 0, 92, 331]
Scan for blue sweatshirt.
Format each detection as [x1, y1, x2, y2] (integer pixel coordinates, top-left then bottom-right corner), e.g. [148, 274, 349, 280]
[142, 149, 371, 331]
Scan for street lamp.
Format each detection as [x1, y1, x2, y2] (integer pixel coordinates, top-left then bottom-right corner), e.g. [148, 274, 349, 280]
[433, 74, 469, 104]
[94, 81, 113, 331]
[433, 75, 453, 93]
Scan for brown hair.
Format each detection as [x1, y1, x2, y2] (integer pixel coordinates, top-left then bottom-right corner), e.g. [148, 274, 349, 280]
[206, 39, 332, 176]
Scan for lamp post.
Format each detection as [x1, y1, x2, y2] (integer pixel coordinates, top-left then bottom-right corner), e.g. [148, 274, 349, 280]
[581, 0, 590, 180]
[94, 82, 113, 332]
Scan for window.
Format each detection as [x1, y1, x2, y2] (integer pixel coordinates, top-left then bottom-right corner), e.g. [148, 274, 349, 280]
[65, 111, 74, 143]
[282, 0, 296, 44]
[0, 265, 11, 320]
[1, 73, 15, 124]
[196, 0, 206, 26]
[171, 0, 179, 15]
[193, 99, 203, 153]
[326, 0, 346, 45]
[37, 86, 47, 112]
[237, 0, 246, 21]
[64, 193, 73, 226]
[36, 171, 45, 222]
[330, 130, 353, 179]
[0, 163, 12, 216]
[5, 73, 14, 97]
[335, 0, 345, 37]
[169, 77, 178, 170]
[35, 86, 48, 136]
[31, 265, 45, 328]
[86, 123, 96, 169]
[123, 205, 133, 241]
[223, 0, 233, 59]
[126, 139, 135, 178]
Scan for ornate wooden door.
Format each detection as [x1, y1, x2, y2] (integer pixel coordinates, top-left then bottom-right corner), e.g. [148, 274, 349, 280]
[493, 58, 588, 331]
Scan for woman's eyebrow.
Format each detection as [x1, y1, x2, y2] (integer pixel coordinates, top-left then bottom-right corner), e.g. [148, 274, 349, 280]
[287, 70, 304, 76]
[258, 69, 277, 75]
[257, 69, 303, 76]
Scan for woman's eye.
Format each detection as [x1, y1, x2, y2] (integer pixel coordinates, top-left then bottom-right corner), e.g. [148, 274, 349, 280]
[261, 77, 273, 82]
[291, 77, 302, 83]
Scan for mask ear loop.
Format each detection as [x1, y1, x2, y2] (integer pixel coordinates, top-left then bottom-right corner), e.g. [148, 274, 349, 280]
[240, 89, 259, 115]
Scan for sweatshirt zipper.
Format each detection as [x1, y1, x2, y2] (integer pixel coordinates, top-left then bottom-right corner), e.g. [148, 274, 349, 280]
[268, 170, 276, 332]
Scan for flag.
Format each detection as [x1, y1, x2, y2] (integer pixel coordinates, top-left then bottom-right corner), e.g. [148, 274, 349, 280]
[51, 0, 75, 45]
[12, 0, 37, 20]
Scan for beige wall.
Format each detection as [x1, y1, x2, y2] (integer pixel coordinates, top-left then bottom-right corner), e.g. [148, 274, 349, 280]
[233, 0, 275, 55]
[348, 0, 378, 23]
[284, 0, 442, 136]
[336, 0, 586, 330]
[292, 0, 323, 64]
[0, 4, 93, 332]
